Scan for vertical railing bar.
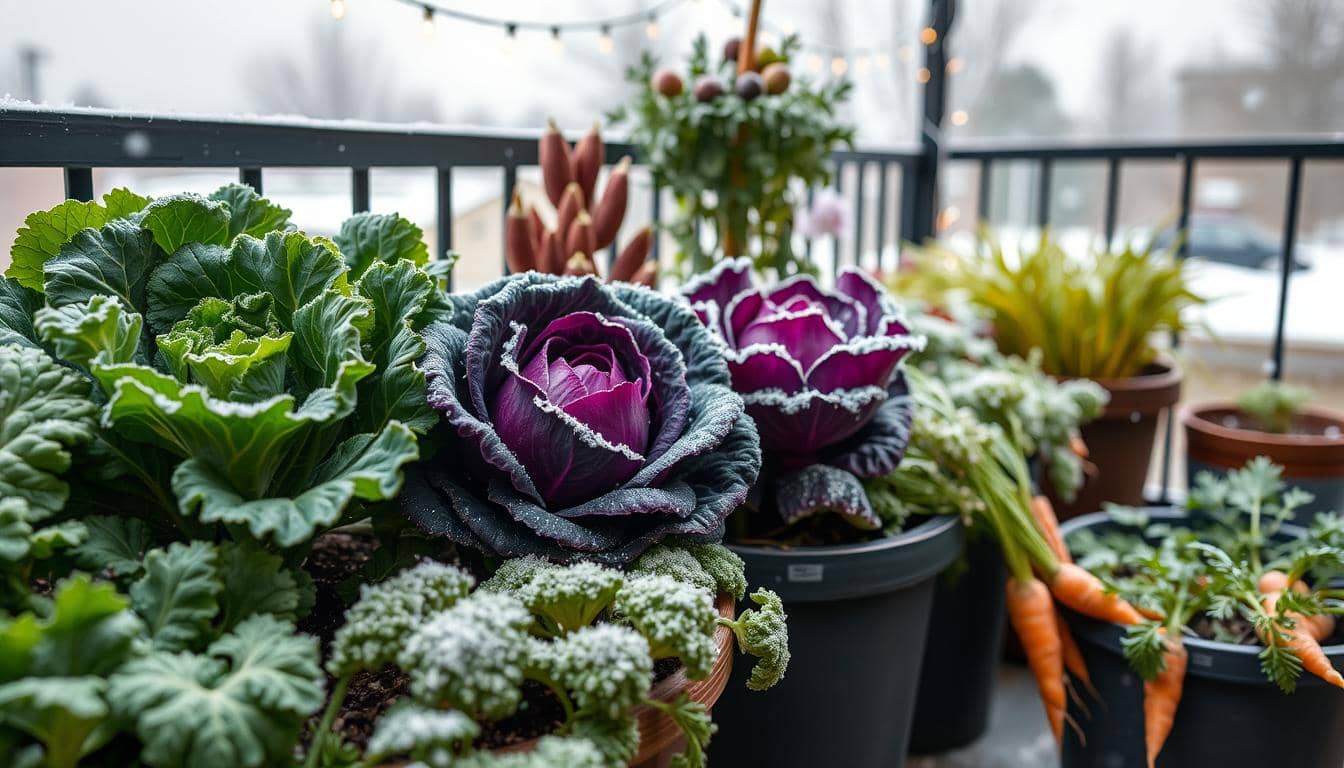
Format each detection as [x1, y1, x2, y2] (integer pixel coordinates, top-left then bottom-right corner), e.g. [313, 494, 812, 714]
[875, 162, 889, 272]
[1036, 158, 1053, 230]
[977, 158, 992, 226]
[239, 168, 263, 194]
[436, 167, 454, 292]
[899, 162, 918, 263]
[64, 167, 94, 202]
[805, 186, 816, 263]
[832, 160, 844, 278]
[502, 163, 517, 274]
[650, 182, 662, 266]
[1103, 156, 1121, 249]
[852, 161, 867, 270]
[351, 168, 370, 213]
[1156, 153, 1196, 504]
[1270, 156, 1303, 382]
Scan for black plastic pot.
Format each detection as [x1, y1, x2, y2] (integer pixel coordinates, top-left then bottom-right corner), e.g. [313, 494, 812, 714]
[1059, 509, 1344, 768]
[708, 516, 963, 768]
[908, 535, 1008, 754]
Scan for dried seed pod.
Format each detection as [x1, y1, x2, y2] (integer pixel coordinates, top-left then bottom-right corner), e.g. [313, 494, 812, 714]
[541, 228, 564, 275]
[528, 206, 546, 256]
[565, 212, 597, 263]
[564, 251, 598, 277]
[540, 118, 573, 207]
[505, 190, 534, 274]
[631, 260, 657, 287]
[609, 226, 651, 283]
[569, 122, 603, 209]
[556, 182, 585, 244]
[592, 156, 630, 251]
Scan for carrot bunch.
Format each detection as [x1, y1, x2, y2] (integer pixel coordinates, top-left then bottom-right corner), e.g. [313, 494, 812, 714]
[505, 119, 655, 285]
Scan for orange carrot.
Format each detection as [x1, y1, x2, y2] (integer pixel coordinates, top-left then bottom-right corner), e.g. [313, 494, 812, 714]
[1051, 562, 1144, 626]
[1260, 570, 1335, 642]
[1031, 496, 1070, 565]
[1144, 632, 1187, 768]
[1007, 576, 1066, 743]
[1058, 613, 1096, 699]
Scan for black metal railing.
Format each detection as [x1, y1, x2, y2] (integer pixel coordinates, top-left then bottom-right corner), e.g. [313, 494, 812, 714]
[948, 137, 1344, 500]
[3, 105, 1343, 501]
[0, 106, 927, 287]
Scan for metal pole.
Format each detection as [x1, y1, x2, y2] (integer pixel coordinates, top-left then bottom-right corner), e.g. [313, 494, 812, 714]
[1270, 157, 1303, 381]
[909, 0, 955, 243]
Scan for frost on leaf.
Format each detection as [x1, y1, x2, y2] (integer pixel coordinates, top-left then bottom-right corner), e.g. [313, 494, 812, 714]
[722, 589, 790, 691]
[329, 560, 474, 677]
[774, 463, 881, 530]
[614, 574, 718, 679]
[536, 623, 653, 719]
[366, 703, 479, 763]
[629, 545, 717, 595]
[398, 591, 532, 719]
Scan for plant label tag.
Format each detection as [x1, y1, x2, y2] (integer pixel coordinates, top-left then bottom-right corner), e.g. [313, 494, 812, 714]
[786, 563, 824, 582]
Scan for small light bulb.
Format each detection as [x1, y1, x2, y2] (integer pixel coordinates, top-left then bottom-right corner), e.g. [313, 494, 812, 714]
[499, 24, 517, 58]
[916, 67, 931, 84]
[946, 57, 964, 75]
[421, 6, 435, 38]
[831, 57, 848, 76]
[329, 0, 346, 20]
[806, 53, 823, 73]
[897, 45, 914, 63]
[920, 26, 938, 45]
[855, 54, 871, 74]
[551, 27, 564, 55]
[645, 18, 659, 40]
[599, 27, 614, 54]
[950, 109, 969, 126]
[875, 52, 891, 70]
[780, 20, 797, 35]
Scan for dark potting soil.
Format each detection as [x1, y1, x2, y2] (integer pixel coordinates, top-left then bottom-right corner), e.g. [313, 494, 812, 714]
[301, 531, 685, 752]
[1219, 412, 1340, 438]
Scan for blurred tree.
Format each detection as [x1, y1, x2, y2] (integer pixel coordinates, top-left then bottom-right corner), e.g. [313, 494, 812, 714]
[1246, 0, 1344, 132]
[244, 16, 440, 122]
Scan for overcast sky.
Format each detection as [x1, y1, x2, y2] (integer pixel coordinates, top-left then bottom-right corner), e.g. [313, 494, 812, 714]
[1, 0, 1265, 142]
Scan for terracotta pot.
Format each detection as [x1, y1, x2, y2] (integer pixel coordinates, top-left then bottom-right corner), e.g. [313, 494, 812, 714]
[1184, 402, 1344, 516]
[1050, 359, 1182, 520]
[495, 592, 737, 768]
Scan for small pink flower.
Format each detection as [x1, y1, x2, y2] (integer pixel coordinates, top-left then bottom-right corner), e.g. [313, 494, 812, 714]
[798, 189, 849, 239]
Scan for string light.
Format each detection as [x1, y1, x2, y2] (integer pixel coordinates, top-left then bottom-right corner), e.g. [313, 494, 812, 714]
[599, 25, 614, 54]
[916, 67, 931, 84]
[919, 26, 938, 45]
[499, 23, 517, 58]
[855, 54, 871, 75]
[551, 26, 564, 54]
[421, 5, 436, 37]
[329, 0, 346, 20]
[946, 57, 964, 75]
[806, 53, 824, 74]
[830, 56, 848, 76]
[875, 52, 891, 70]
[645, 15, 660, 40]
[950, 110, 969, 126]
[779, 20, 797, 35]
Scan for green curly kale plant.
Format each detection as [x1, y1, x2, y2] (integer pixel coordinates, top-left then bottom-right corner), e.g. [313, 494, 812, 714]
[1236, 380, 1313, 435]
[1, 184, 449, 556]
[318, 549, 789, 768]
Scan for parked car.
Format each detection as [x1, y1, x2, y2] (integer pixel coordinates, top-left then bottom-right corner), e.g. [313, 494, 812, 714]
[1155, 212, 1310, 271]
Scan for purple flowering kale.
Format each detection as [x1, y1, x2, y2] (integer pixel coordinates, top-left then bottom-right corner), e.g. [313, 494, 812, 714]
[402, 274, 761, 564]
[682, 259, 924, 529]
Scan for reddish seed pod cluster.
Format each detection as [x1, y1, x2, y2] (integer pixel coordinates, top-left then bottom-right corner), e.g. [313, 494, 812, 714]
[506, 119, 655, 286]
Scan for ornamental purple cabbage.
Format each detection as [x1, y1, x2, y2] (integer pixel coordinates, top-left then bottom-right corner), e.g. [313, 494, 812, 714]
[401, 274, 760, 564]
[682, 259, 924, 528]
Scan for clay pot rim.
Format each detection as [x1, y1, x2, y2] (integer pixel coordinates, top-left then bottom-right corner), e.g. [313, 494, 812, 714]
[1066, 356, 1182, 417]
[1183, 401, 1344, 449]
[1087, 356, 1182, 393]
[494, 591, 738, 760]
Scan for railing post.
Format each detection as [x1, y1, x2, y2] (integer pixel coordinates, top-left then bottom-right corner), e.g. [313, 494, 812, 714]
[908, 0, 955, 244]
